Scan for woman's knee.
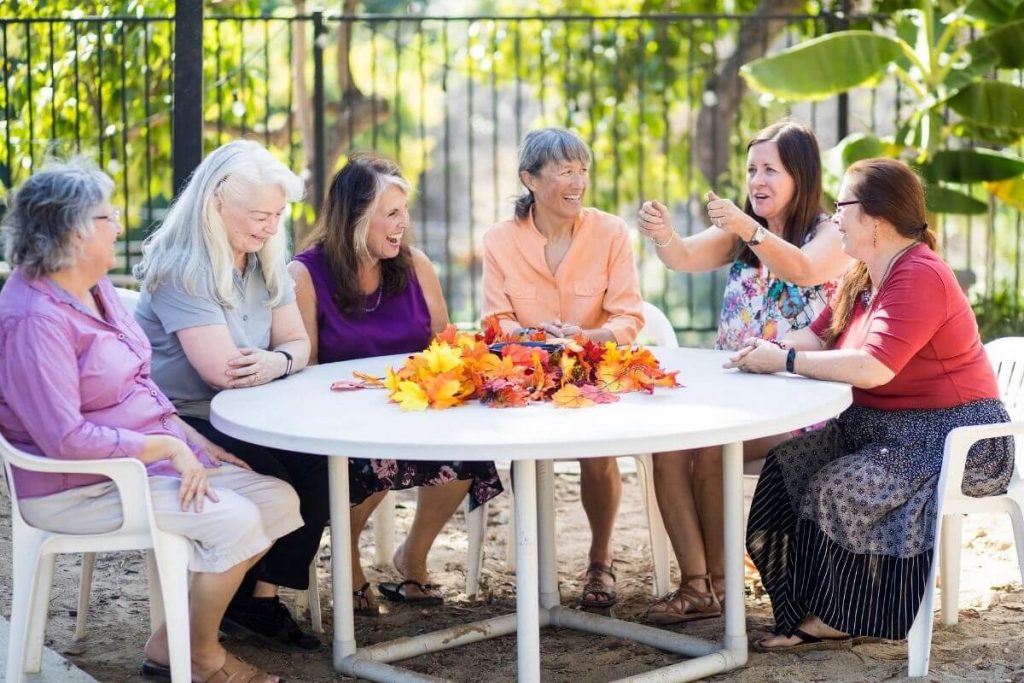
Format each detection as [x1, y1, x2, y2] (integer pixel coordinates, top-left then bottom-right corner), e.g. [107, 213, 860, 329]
[652, 450, 691, 476]
[265, 477, 302, 522]
[580, 456, 619, 478]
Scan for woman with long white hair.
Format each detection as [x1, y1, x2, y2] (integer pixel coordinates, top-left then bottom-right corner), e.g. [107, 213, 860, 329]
[134, 140, 322, 653]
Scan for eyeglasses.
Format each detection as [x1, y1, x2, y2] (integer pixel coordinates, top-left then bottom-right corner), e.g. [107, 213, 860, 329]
[833, 200, 860, 214]
[92, 208, 122, 223]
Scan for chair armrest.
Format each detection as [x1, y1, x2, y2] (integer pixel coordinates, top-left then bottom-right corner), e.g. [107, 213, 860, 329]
[2, 445, 156, 528]
[937, 421, 1024, 505]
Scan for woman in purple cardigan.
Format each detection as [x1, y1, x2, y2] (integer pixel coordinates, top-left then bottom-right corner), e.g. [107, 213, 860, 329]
[0, 159, 298, 682]
[288, 153, 503, 613]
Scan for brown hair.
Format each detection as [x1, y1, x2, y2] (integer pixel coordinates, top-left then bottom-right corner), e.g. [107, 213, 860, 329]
[824, 157, 936, 348]
[738, 120, 825, 267]
[300, 153, 413, 316]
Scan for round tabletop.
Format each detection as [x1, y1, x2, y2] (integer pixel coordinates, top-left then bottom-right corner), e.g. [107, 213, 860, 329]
[210, 347, 852, 461]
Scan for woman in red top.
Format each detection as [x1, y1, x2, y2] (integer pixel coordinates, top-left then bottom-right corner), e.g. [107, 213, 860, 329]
[730, 158, 1014, 650]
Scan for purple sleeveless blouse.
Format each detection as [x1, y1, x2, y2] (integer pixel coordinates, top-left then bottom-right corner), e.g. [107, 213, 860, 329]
[293, 245, 432, 362]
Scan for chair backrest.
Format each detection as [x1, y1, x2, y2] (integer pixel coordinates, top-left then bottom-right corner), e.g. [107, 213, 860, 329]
[986, 337, 1024, 475]
[115, 286, 141, 313]
[638, 301, 678, 348]
[987, 337, 1024, 419]
[0, 432, 41, 531]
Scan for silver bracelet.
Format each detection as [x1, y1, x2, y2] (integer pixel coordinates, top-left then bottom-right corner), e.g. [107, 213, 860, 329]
[652, 232, 676, 248]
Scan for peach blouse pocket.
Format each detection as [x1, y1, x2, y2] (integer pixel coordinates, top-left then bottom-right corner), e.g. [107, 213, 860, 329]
[504, 280, 537, 301]
[572, 276, 609, 325]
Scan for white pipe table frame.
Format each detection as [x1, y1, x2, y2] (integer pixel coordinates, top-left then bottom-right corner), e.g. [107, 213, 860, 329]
[211, 347, 852, 682]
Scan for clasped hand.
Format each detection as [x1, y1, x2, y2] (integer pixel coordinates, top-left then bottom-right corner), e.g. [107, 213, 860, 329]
[226, 347, 285, 388]
[723, 337, 787, 374]
[538, 320, 583, 339]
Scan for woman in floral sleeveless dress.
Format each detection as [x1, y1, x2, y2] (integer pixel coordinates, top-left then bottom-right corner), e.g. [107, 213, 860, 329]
[635, 120, 852, 624]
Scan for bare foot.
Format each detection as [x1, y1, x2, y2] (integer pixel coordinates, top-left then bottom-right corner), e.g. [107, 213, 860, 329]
[392, 542, 441, 601]
[581, 560, 617, 607]
[352, 565, 378, 610]
[757, 615, 849, 650]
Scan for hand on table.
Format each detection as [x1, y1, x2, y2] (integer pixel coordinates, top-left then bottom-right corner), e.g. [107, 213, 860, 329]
[227, 347, 285, 388]
[723, 337, 787, 374]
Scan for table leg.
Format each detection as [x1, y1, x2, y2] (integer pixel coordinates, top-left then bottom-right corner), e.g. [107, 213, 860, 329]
[328, 456, 357, 669]
[722, 442, 748, 665]
[513, 459, 541, 680]
[535, 459, 560, 610]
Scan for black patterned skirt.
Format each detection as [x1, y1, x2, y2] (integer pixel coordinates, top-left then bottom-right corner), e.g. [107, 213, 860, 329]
[747, 399, 1014, 640]
[348, 458, 504, 510]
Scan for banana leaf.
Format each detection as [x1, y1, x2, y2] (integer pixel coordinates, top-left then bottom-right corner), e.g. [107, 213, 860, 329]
[740, 31, 903, 101]
[962, 0, 1024, 24]
[967, 19, 1024, 68]
[923, 148, 1024, 183]
[948, 81, 1024, 131]
[986, 175, 1024, 210]
[925, 184, 988, 215]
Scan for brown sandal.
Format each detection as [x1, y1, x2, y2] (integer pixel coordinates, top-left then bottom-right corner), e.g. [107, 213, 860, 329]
[204, 653, 281, 683]
[646, 573, 722, 625]
[580, 561, 618, 609]
[712, 574, 726, 611]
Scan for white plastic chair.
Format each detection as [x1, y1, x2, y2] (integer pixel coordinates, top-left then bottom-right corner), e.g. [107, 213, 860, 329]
[464, 301, 676, 597]
[107, 286, 332, 634]
[907, 337, 1024, 676]
[1, 432, 193, 683]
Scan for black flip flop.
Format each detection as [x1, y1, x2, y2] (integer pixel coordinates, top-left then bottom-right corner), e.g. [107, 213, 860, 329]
[752, 628, 852, 653]
[378, 579, 444, 606]
[354, 581, 381, 616]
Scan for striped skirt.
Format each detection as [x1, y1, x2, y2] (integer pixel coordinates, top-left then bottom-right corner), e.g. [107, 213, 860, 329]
[746, 399, 1014, 640]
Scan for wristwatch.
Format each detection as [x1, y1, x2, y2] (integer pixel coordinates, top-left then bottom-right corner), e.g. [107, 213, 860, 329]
[746, 224, 768, 246]
[276, 350, 294, 378]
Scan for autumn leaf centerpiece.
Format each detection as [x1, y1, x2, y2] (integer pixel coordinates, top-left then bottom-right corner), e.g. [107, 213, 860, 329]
[353, 316, 680, 411]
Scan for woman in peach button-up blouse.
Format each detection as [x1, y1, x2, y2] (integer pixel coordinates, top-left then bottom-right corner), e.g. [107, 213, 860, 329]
[482, 127, 644, 610]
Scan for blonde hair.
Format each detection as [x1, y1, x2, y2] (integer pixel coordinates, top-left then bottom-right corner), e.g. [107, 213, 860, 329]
[135, 140, 304, 307]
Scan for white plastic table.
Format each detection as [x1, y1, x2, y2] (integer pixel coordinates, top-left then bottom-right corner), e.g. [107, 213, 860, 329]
[211, 347, 852, 682]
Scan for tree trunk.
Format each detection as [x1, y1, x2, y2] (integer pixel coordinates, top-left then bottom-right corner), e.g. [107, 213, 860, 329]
[694, 0, 806, 192]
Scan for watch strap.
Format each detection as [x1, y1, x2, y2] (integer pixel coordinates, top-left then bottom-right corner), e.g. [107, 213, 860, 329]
[276, 349, 293, 378]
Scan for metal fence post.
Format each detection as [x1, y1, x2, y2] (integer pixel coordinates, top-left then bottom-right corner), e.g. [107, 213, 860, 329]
[313, 11, 326, 215]
[831, 0, 850, 142]
[172, 0, 204, 195]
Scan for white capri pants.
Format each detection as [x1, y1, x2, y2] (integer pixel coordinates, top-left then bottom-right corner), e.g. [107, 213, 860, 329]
[19, 463, 303, 574]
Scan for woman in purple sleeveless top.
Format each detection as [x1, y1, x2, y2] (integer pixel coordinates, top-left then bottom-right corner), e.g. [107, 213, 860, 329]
[289, 154, 503, 612]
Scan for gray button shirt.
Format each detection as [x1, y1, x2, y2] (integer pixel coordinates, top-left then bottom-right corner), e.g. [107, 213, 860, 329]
[134, 256, 296, 419]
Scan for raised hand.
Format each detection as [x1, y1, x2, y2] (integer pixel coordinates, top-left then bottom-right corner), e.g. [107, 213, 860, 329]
[705, 190, 758, 240]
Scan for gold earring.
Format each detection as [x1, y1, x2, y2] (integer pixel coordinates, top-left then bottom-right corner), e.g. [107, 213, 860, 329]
[872, 223, 878, 248]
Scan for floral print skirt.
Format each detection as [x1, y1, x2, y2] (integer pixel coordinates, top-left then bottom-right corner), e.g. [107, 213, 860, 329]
[747, 399, 1013, 639]
[349, 458, 504, 510]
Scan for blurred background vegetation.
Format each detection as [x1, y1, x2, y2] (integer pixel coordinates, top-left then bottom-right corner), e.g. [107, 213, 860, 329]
[1, 0, 1021, 341]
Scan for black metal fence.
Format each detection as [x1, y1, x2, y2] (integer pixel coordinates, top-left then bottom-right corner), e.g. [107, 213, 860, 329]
[1, 11, 1020, 336]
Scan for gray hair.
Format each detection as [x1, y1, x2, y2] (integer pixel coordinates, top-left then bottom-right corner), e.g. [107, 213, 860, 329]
[134, 140, 304, 307]
[514, 127, 592, 220]
[1, 158, 114, 278]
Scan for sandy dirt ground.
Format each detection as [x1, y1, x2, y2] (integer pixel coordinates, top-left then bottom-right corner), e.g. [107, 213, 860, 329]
[2, 470, 1023, 683]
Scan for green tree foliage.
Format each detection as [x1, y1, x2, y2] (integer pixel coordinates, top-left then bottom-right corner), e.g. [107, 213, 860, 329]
[468, 0, 825, 215]
[741, 0, 1024, 337]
